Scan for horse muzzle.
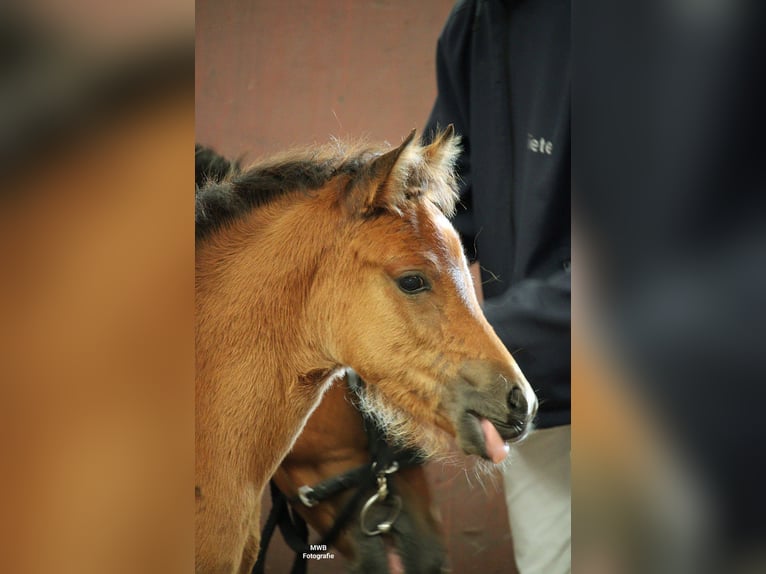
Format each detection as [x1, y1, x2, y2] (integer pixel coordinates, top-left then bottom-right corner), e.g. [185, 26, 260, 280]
[450, 361, 538, 464]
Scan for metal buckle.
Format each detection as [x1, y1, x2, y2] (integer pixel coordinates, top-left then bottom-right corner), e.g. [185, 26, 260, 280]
[359, 463, 402, 536]
[297, 485, 318, 507]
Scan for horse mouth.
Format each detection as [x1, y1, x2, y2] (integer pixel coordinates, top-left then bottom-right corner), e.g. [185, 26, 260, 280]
[459, 410, 531, 464]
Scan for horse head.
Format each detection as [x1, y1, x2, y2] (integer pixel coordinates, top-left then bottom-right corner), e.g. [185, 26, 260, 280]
[303, 128, 538, 463]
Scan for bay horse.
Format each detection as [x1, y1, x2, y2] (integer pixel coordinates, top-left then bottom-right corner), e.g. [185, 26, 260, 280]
[196, 146, 444, 573]
[195, 128, 537, 573]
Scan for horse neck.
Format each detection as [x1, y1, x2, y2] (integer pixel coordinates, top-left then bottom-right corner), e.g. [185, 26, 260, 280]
[283, 382, 368, 468]
[196, 193, 345, 487]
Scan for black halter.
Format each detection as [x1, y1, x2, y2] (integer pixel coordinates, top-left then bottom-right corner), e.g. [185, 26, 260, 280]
[252, 372, 424, 574]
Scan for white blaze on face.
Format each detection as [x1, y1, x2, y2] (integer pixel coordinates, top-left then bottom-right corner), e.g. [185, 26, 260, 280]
[430, 208, 478, 312]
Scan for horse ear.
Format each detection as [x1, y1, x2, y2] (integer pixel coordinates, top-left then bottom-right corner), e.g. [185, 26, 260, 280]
[422, 124, 459, 172]
[356, 129, 419, 215]
[420, 124, 461, 216]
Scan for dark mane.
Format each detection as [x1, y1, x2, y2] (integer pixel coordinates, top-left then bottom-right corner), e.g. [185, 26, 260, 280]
[195, 142, 385, 241]
[195, 144, 240, 188]
[195, 131, 460, 242]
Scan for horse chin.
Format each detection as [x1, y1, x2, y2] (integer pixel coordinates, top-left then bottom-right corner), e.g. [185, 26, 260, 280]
[354, 383, 452, 458]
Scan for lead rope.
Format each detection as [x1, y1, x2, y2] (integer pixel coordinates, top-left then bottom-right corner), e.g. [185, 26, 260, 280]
[252, 482, 309, 574]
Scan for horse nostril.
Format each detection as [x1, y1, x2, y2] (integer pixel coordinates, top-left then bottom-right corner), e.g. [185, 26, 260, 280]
[508, 386, 527, 414]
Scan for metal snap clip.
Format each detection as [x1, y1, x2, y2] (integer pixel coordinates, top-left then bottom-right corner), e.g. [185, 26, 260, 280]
[360, 492, 403, 536]
[371, 461, 400, 475]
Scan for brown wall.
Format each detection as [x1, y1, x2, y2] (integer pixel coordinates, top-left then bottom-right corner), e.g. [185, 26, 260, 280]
[196, 1, 517, 572]
[197, 0, 452, 160]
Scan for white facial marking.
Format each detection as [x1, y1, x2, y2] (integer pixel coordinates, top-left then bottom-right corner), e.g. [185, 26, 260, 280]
[430, 209, 475, 310]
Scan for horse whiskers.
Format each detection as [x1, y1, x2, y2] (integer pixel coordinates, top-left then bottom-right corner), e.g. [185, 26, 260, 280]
[472, 449, 517, 478]
[434, 451, 462, 467]
[355, 383, 451, 459]
[462, 467, 473, 489]
[475, 466, 490, 496]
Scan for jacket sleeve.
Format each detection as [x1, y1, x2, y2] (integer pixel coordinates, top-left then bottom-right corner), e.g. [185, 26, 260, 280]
[424, 0, 477, 260]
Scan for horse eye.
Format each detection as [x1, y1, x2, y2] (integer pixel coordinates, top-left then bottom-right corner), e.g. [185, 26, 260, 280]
[397, 274, 428, 294]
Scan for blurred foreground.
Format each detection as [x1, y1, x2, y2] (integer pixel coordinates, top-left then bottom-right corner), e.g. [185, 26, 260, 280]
[574, 1, 766, 572]
[1, 2, 194, 573]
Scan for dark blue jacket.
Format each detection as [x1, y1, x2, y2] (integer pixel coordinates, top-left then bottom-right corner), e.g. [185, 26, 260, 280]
[425, 0, 570, 428]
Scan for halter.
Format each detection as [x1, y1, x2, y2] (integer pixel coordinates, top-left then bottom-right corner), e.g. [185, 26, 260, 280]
[252, 371, 424, 574]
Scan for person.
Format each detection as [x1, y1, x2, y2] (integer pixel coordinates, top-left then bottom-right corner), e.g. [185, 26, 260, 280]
[424, 1, 570, 572]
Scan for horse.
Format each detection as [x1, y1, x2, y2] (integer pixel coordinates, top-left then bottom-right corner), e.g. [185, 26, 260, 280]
[195, 128, 538, 573]
[196, 145, 445, 573]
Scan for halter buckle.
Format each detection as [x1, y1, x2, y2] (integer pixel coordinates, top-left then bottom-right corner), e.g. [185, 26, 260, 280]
[372, 460, 400, 475]
[297, 485, 318, 507]
[360, 464, 403, 536]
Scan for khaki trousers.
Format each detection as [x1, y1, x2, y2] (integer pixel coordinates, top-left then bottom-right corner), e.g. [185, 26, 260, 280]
[504, 425, 571, 574]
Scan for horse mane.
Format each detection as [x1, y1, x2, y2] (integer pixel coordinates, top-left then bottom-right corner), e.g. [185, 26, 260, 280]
[195, 128, 460, 242]
[195, 144, 241, 188]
